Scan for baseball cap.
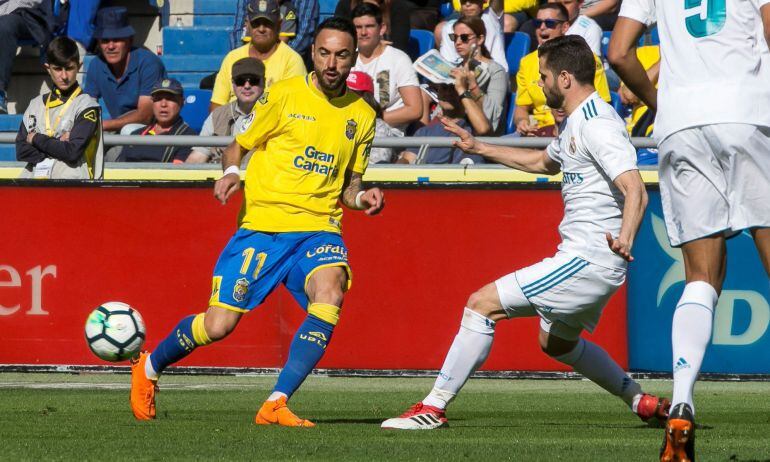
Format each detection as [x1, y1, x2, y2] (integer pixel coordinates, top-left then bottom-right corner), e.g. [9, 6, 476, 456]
[246, 0, 280, 24]
[346, 71, 374, 93]
[151, 78, 184, 97]
[232, 57, 265, 78]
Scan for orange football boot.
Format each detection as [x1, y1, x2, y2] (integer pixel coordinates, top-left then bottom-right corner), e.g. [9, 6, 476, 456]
[129, 351, 157, 420]
[255, 396, 315, 427]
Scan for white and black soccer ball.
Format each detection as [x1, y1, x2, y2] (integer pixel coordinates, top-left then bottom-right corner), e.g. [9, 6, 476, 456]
[84, 302, 146, 362]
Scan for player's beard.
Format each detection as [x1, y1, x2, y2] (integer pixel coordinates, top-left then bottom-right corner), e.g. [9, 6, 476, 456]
[316, 68, 347, 94]
[544, 82, 565, 111]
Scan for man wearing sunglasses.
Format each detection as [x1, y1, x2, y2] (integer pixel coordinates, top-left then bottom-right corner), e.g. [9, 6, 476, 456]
[210, 0, 306, 112]
[189, 58, 265, 164]
[436, 0, 509, 71]
[514, 3, 610, 136]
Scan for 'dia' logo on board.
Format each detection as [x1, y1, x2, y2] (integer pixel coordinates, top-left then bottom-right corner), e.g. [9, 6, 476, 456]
[345, 119, 357, 140]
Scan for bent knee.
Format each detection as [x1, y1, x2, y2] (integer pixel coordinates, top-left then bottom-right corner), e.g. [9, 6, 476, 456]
[203, 309, 240, 341]
[539, 331, 578, 357]
[466, 283, 505, 320]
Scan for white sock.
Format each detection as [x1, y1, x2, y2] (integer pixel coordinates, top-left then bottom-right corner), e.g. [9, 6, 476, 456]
[267, 391, 288, 402]
[554, 338, 642, 407]
[671, 281, 717, 415]
[423, 308, 495, 409]
[144, 353, 159, 381]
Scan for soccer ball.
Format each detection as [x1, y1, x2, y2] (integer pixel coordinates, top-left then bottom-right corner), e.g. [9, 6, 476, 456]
[85, 302, 146, 362]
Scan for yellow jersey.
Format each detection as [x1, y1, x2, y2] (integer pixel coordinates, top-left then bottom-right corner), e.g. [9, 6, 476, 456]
[235, 73, 376, 234]
[210, 42, 307, 106]
[515, 50, 610, 128]
[452, 0, 538, 14]
[627, 45, 660, 135]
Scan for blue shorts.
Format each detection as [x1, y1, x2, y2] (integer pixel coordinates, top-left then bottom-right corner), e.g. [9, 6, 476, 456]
[208, 229, 351, 312]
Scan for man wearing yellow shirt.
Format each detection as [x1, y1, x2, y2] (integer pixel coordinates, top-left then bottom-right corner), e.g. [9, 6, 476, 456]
[514, 3, 610, 136]
[129, 17, 384, 428]
[209, 0, 306, 111]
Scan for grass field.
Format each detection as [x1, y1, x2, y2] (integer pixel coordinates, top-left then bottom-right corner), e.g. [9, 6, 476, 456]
[1, 373, 769, 461]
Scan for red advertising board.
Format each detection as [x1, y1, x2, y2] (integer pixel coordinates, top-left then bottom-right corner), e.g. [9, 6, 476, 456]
[0, 185, 628, 370]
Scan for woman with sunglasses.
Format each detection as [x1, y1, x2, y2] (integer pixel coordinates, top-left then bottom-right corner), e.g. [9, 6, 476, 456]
[450, 15, 509, 135]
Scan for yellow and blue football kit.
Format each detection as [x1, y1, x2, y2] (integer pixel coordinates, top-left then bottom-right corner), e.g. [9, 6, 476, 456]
[209, 73, 376, 313]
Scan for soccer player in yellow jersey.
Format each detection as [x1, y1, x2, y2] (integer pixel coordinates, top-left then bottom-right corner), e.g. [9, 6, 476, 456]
[129, 17, 384, 427]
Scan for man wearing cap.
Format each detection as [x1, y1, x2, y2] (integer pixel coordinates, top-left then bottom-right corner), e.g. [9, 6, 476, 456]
[188, 58, 265, 164]
[115, 78, 197, 163]
[210, 0, 305, 111]
[84, 6, 166, 134]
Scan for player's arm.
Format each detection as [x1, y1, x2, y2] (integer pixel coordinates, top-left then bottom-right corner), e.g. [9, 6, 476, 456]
[608, 169, 648, 261]
[607, 18, 657, 110]
[341, 170, 384, 215]
[441, 116, 560, 174]
[213, 141, 248, 205]
[28, 108, 100, 163]
[761, 3, 770, 50]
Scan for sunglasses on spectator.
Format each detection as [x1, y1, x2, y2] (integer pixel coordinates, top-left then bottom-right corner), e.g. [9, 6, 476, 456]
[449, 33, 476, 43]
[233, 75, 262, 86]
[533, 19, 565, 29]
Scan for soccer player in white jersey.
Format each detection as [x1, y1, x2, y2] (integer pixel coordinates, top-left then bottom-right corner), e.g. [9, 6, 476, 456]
[381, 35, 669, 432]
[608, 1, 770, 460]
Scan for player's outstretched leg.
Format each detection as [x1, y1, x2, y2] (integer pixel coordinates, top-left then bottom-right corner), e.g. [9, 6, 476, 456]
[255, 266, 347, 428]
[130, 308, 238, 420]
[382, 284, 501, 430]
[543, 329, 669, 426]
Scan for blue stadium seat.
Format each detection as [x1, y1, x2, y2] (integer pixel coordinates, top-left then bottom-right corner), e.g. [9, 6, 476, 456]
[180, 88, 212, 132]
[407, 29, 435, 62]
[504, 32, 530, 76]
[0, 114, 23, 132]
[505, 92, 517, 135]
[319, 0, 337, 15]
[0, 146, 15, 161]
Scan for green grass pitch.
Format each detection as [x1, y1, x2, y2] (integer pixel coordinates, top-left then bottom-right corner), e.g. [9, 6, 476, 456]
[1, 373, 769, 461]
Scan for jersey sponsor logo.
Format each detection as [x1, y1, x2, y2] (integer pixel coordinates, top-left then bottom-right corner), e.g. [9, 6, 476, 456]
[288, 113, 316, 122]
[300, 331, 328, 349]
[233, 277, 249, 303]
[345, 119, 357, 140]
[306, 244, 348, 259]
[562, 171, 584, 184]
[82, 109, 98, 123]
[294, 146, 339, 177]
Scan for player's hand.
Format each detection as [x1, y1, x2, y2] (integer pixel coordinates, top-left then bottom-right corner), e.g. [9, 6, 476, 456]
[213, 172, 241, 205]
[441, 116, 482, 155]
[26, 130, 37, 144]
[360, 188, 385, 216]
[619, 85, 639, 106]
[516, 119, 537, 136]
[60, 131, 71, 142]
[606, 232, 634, 262]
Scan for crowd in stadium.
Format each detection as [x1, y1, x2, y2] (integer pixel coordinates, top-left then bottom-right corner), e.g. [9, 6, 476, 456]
[3, 0, 658, 171]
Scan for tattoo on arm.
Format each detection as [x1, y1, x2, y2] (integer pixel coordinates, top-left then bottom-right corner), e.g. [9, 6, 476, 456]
[341, 171, 364, 209]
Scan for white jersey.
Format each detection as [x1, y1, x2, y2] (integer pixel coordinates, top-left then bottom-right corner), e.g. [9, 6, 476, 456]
[620, 0, 770, 142]
[353, 45, 420, 135]
[546, 92, 639, 270]
[568, 15, 603, 56]
[439, 11, 509, 72]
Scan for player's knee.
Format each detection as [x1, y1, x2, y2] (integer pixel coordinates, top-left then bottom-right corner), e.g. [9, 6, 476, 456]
[307, 268, 347, 306]
[539, 331, 578, 357]
[466, 283, 504, 319]
[202, 310, 238, 342]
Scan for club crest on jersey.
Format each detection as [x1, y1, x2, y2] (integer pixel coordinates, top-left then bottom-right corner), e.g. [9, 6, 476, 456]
[345, 119, 357, 140]
[233, 277, 249, 302]
[569, 137, 576, 155]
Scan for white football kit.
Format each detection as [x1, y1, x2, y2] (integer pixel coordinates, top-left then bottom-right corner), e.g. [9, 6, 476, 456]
[620, 0, 770, 246]
[496, 93, 639, 339]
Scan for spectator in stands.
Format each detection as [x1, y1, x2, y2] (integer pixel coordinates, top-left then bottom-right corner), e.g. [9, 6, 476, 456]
[619, 45, 659, 137]
[352, 3, 422, 137]
[449, 0, 538, 34]
[513, 3, 609, 136]
[211, 0, 306, 111]
[188, 58, 265, 164]
[16, 36, 103, 179]
[553, 0, 601, 56]
[114, 78, 197, 163]
[579, 0, 618, 31]
[335, 0, 412, 53]
[232, 0, 318, 61]
[450, 15, 508, 135]
[398, 81, 489, 164]
[435, 0, 508, 72]
[409, 0, 442, 32]
[84, 7, 166, 134]
[0, 0, 53, 114]
[346, 70, 402, 164]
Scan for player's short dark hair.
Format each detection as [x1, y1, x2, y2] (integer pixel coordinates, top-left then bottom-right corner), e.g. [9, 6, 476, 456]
[351, 2, 382, 25]
[46, 36, 80, 67]
[537, 3, 569, 21]
[538, 35, 596, 85]
[314, 16, 357, 50]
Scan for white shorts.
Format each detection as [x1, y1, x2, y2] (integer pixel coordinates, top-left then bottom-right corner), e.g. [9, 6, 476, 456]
[659, 124, 770, 247]
[495, 252, 626, 340]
